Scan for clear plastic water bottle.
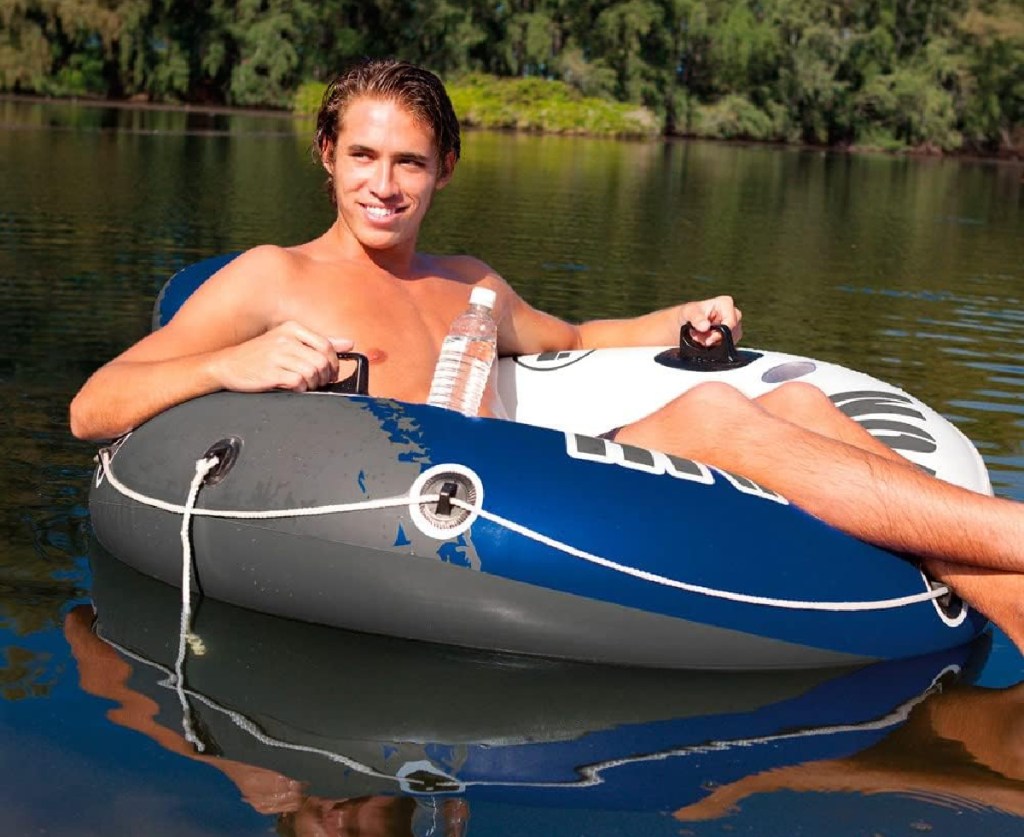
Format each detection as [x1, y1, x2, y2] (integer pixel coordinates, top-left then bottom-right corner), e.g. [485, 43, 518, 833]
[427, 286, 498, 416]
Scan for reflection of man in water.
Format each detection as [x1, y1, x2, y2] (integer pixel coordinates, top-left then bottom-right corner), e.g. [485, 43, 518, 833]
[64, 605, 468, 837]
[66, 604, 1024, 831]
[69, 58, 1024, 647]
[277, 796, 468, 837]
[675, 675, 1024, 823]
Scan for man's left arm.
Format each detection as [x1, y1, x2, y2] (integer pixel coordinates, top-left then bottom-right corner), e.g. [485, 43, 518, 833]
[576, 296, 742, 349]
[497, 286, 742, 355]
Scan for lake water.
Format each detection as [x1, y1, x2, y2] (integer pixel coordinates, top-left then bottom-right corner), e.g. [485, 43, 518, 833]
[2, 98, 1024, 836]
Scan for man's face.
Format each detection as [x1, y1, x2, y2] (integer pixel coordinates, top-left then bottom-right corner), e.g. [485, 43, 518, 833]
[323, 96, 452, 253]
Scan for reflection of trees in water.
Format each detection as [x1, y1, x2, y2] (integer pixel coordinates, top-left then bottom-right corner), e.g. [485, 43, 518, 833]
[0, 646, 58, 700]
[0, 381, 92, 647]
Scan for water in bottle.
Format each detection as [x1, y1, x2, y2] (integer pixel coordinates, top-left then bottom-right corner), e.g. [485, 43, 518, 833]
[427, 286, 498, 416]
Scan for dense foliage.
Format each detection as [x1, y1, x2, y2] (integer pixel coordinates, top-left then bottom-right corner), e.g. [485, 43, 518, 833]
[1, 0, 1021, 152]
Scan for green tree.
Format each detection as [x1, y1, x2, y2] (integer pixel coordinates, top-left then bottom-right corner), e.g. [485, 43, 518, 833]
[298, 0, 366, 82]
[500, 11, 558, 76]
[407, 0, 487, 75]
[776, 22, 850, 143]
[852, 35, 965, 149]
[0, 2, 50, 91]
[225, 0, 313, 106]
[956, 0, 1024, 154]
[592, 0, 662, 104]
[647, 0, 711, 134]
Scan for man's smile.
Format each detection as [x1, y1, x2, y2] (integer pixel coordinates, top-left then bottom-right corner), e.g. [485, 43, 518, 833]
[362, 204, 405, 220]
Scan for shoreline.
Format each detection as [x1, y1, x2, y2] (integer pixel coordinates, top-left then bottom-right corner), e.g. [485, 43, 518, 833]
[3, 92, 1021, 166]
[0, 91, 297, 120]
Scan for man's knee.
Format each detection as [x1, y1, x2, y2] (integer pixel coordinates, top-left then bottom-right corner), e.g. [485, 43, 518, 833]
[665, 381, 754, 420]
[758, 381, 832, 414]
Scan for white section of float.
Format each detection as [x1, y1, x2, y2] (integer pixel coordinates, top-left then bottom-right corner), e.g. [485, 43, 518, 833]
[497, 347, 992, 496]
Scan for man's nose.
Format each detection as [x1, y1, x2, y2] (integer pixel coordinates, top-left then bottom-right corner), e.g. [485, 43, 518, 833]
[371, 162, 397, 197]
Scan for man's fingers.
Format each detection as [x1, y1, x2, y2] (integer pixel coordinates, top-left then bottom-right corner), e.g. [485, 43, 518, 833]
[282, 321, 334, 354]
[230, 323, 353, 392]
[277, 322, 345, 385]
[676, 296, 743, 351]
[277, 342, 337, 390]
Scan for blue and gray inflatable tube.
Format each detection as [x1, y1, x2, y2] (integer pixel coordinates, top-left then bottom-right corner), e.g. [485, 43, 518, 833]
[88, 254, 992, 669]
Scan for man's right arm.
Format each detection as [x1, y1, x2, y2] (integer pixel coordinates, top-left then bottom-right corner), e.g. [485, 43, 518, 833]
[69, 247, 348, 441]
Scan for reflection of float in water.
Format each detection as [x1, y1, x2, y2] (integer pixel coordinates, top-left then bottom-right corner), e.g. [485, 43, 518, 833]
[80, 545, 996, 814]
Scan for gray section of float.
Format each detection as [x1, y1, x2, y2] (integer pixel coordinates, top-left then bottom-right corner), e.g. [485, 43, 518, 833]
[210, 534, 873, 670]
[91, 489, 868, 670]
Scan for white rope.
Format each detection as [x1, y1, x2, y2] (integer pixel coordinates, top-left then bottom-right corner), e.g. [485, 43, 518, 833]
[98, 448, 428, 519]
[451, 498, 951, 612]
[99, 449, 950, 613]
[173, 455, 219, 752]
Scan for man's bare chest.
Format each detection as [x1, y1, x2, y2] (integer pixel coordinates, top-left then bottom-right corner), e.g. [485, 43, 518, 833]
[276, 275, 473, 396]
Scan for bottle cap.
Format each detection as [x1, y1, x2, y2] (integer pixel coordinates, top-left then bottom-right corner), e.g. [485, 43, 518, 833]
[469, 286, 497, 310]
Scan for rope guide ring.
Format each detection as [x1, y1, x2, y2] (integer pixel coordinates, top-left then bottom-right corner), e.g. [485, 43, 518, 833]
[409, 464, 485, 540]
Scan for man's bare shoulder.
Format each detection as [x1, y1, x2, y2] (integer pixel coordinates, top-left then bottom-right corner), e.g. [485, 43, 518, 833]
[169, 244, 307, 326]
[227, 243, 307, 278]
[196, 244, 288, 290]
[202, 244, 334, 298]
[430, 253, 500, 282]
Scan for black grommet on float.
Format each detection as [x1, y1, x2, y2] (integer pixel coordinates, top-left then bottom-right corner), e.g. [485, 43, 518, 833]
[928, 576, 967, 622]
[202, 437, 242, 486]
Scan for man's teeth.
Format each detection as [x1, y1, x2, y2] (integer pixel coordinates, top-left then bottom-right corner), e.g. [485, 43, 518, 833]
[366, 206, 396, 219]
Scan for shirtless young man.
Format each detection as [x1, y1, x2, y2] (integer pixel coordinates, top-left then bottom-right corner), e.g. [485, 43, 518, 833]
[70, 59, 1024, 647]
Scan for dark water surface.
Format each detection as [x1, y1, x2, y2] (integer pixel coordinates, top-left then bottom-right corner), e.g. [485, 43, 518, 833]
[2, 99, 1024, 835]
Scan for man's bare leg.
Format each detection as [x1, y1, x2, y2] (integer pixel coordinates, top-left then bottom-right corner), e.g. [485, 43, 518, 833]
[614, 382, 1024, 572]
[925, 559, 1024, 648]
[755, 381, 910, 464]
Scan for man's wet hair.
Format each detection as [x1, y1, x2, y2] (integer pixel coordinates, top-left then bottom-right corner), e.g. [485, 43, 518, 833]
[314, 58, 461, 204]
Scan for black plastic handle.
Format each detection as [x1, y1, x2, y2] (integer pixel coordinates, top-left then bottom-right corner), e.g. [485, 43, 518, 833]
[681, 323, 740, 364]
[323, 351, 370, 395]
[654, 323, 760, 372]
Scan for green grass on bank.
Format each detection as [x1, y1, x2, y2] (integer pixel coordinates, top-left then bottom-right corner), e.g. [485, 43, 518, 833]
[293, 74, 660, 139]
[446, 74, 659, 138]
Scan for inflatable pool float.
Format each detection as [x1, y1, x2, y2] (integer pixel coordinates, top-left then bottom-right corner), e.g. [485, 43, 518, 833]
[82, 547, 987, 810]
[88, 255, 992, 670]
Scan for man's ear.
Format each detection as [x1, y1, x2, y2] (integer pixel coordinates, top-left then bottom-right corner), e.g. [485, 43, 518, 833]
[436, 151, 457, 189]
[319, 140, 335, 173]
